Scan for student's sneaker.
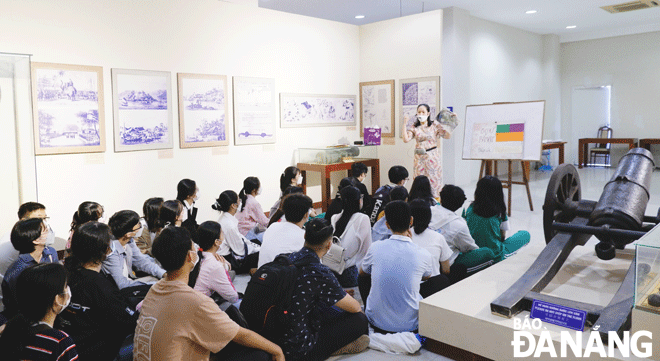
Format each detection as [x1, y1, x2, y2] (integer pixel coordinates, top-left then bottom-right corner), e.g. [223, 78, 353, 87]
[331, 334, 370, 356]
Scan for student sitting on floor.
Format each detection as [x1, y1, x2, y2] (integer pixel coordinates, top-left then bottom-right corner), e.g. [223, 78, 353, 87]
[258, 193, 312, 268]
[359, 200, 451, 333]
[463, 176, 530, 263]
[103, 210, 166, 294]
[213, 190, 260, 273]
[324, 177, 358, 222]
[330, 186, 372, 288]
[371, 186, 408, 242]
[193, 221, 239, 304]
[236, 176, 270, 242]
[351, 162, 372, 214]
[431, 185, 496, 276]
[280, 218, 369, 361]
[135, 197, 164, 255]
[269, 166, 302, 222]
[66, 201, 104, 249]
[409, 199, 453, 277]
[135, 226, 284, 361]
[0, 263, 78, 361]
[62, 222, 138, 361]
[2, 218, 59, 318]
[267, 186, 303, 226]
[365, 165, 409, 226]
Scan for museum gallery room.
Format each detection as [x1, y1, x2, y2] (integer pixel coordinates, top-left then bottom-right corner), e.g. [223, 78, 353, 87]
[1, 0, 660, 360]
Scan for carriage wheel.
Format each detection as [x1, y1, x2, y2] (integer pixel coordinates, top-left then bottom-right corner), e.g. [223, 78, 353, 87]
[543, 164, 581, 244]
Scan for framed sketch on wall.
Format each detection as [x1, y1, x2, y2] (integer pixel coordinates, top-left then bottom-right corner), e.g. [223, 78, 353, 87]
[399, 76, 440, 138]
[280, 93, 355, 128]
[31, 62, 105, 155]
[233, 76, 276, 145]
[177, 73, 229, 148]
[359, 80, 394, 138]
[112, 69, 173, 152]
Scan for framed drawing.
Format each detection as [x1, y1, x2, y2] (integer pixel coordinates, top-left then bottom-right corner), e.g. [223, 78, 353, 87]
[280, 93, 355, 128]
[112, 69, 173, 152]
[31, 62, 105, 155]
[177, 73, 229, 148]
[399, 76, 440, 138]
[359, 80, 394, 138]
[233, 76, 276, 145]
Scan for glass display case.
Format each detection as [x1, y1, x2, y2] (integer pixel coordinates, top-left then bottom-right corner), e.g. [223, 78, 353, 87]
[634, 223, 660, 314]
[298, 145, 378, 165]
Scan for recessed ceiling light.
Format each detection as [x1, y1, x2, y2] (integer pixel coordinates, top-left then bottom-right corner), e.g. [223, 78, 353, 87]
[526, 10, 537, 14]
[566, 25, 577, 29]
[355, 15, 365, 19]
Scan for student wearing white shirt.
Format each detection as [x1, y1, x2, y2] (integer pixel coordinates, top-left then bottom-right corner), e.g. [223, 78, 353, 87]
[330, 186, 372, 288]
[258, 193, 312, 268]
[176, 178, 199, 235]
[409, 199, 452, 277]
[213, 190, 260, 274]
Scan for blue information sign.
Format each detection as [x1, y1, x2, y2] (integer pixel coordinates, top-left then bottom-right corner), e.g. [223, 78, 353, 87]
[530, 300, 587, 331]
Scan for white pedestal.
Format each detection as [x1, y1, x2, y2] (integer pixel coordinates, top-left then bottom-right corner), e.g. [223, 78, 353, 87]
[420, 238, 647, 361]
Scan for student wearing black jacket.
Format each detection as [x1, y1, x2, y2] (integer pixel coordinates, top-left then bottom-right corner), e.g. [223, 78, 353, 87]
[365, 165, 409, 226]
[61, 222, 138, 361]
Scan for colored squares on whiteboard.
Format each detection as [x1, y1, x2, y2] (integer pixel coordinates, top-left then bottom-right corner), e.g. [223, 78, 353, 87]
[496, 123, 524, 142]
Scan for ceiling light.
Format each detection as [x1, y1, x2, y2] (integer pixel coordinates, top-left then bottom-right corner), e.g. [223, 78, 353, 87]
[355, 15, 365, 19]
[526, 10, 537, 14]
[566, 25, 577, 29]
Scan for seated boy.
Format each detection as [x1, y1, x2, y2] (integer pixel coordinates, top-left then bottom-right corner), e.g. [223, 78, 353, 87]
[366, 165, 409, 226]
[371, 186, 408, 242]
[360, 201, 450, 333]
[135, 227, 283, 361]
[258, 194, 312, 268]
[431, 185, 496, 275]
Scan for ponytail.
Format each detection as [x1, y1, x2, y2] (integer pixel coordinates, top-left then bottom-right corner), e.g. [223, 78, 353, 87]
[280, 166, 300, 193]
[409, 199, 431, 235]
[333, 186, 361, 238]
[238, 188, 248, 212]
[239, 177, 260, 212]
[213, 191, 238, 213]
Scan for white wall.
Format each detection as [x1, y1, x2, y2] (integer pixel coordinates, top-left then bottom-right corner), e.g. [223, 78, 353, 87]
[359, 10, 443, 186]
[0, 0, 361, 241]
[561, 31, 660, 164]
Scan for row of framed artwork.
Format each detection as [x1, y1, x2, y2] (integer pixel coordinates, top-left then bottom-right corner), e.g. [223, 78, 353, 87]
[30, 61, 439, 155]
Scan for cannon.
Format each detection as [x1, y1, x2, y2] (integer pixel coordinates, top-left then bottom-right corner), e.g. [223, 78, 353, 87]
[491, 148, 657, 342]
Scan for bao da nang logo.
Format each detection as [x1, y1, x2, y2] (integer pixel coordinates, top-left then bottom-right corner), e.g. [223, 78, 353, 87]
[512, 317, 652, 358]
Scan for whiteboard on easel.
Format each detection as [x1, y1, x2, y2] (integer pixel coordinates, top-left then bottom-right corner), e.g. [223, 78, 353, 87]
[462, 100, 545, 161]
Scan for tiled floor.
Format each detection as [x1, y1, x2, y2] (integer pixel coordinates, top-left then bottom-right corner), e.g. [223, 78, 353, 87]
[234, 165, 658, 361]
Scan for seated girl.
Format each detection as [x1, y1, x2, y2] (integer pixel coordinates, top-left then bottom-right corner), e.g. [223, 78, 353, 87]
[269, 166, 302, 220]
[213, 190, 260, 273]
[409, 199, 453, 278]
[0, 263, 78, 361]
[267, 186, 303, 226]
[330, 186, 372, 288]
[66, 201, 104, 249]
[135, 197, 163, 254]
[324, 177, 359, 222]
[463, 176, 530, 263]
[61, 222, 138, 361]
[193, 221, 239, 305]
[159, 200, 184, 230]
[236, 177, 269, 242]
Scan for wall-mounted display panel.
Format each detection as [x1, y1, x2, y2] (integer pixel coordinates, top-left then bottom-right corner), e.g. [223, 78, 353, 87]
[399, 76, 440, 138]
[233, 76, 276, 145]
[360, 79, 394, 138]
[177, 73, 229, 148]
[280, 93, 355, 128]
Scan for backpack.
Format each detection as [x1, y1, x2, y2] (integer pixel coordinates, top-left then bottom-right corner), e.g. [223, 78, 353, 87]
[239, 254, 312, 342]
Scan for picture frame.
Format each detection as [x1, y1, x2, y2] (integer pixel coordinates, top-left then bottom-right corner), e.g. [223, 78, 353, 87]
[233, 76, 276, 145]
[359, 79, 395, 138]
[399, 76, 441, 138]
[280, 93, 355, 128]
[111, 68, 173, 152]
[31, 62, 105, 155]
[177, 73, 229, 148]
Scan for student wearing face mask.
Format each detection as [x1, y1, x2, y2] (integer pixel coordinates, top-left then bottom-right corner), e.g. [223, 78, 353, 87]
[213, 191, 260, 274]
[65, 201, 104, 250]
[2, 218, 59, 318]
[269, 166, 303, 220]
[177, 178, 199, 236]
[102, 211, 166, 294]
[159, 200, 184, 229]
[403, 104, 458, 198]
[364, 165, 409, 226]
[236, 177, 269, 242]
[61, 222, 138, 361]
[0, 263, 78, 361]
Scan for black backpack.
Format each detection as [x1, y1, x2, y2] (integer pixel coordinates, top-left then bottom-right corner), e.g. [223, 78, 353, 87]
[239, 254, 311, 342]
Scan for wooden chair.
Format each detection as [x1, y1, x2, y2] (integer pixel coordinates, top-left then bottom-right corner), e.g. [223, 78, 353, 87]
[589, 125, 613, 166]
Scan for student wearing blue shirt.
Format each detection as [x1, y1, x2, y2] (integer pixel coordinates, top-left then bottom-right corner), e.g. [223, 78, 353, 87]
[2, 218, 59, 318]
[360, 200, 450, 333]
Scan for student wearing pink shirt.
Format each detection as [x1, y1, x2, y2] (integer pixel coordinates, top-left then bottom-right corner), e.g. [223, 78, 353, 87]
[236, 177, 269, 242]
[193, 221, 239, 304]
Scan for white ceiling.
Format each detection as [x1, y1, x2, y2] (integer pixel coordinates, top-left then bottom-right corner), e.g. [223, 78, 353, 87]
[258, 0, 660, 42]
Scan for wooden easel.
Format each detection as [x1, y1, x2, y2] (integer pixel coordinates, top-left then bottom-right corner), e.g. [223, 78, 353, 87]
[479, 159, 533, 216]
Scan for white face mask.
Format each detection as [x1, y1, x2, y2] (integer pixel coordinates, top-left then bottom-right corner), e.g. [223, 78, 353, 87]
[134, 226, 144, 239]
[236, 201, 242, 211]
[257, 188, 262, 196]
[296, 174, 303, 185]
[403, 180, 408, 187]
[193, 191, 199, 202]
[56, 286, 71, 314]
[43, 221, 55, 247]
[417, 114, 429, 123]
[98, 215, 107, 224]
[190, 250, 199, 268]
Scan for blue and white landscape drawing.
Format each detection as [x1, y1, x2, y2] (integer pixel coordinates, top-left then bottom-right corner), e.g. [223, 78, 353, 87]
[180, 76, 227, 145]
[281, 94, 355, 127]
[114, 72, 171, 148]
[35, 68, 101, 148]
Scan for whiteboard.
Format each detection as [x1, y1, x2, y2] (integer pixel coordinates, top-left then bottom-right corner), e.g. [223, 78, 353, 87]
[462, 101, 545, 161]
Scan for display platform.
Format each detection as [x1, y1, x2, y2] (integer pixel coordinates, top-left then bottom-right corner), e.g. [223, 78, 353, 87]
[420, 238, 649, 361]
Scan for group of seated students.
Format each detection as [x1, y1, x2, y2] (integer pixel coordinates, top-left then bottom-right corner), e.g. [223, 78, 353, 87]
[0, 164, 530, 360]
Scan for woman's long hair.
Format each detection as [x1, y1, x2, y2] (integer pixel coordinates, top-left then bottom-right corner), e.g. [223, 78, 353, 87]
[70, 201, 103, 232]
[408, 175, 436, 206]
[0, 263, 68, 359]
[412, 104, 435, 128]
[333, 186, 362, 238]
[472, 175, 506, 219]
[280, 166, 300, 193]
[143, 197, 164, 232]
[410, 199, 432, 235]
[64, 222, 112, 273]
[238, 177, 260, 212]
